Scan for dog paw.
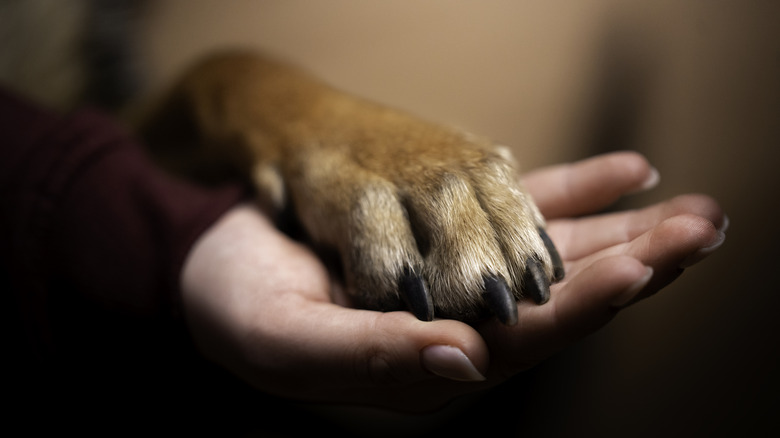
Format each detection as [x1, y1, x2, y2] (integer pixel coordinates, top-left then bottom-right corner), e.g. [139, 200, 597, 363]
[262, 121, 565, 324]
[146, 52, 564, 324]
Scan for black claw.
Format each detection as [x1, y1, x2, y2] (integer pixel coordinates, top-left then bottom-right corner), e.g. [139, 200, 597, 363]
[399, 269, 434, 321]
[538, 227, 565, 282]
[483, 276, 518, 326]
[525, 258, 551, 304]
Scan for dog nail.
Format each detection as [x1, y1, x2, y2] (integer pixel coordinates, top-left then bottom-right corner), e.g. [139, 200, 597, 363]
[399, 269, 434, 321]
[524, 258, 550, 305]
[538, 227, 565, 282]
[483, 276, 518, 326]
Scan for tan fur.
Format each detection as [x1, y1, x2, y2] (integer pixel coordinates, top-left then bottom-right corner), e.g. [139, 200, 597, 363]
[142, 51, 554, 321]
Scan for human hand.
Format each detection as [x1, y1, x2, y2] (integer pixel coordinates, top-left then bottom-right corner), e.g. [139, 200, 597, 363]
[180, 151, 726, 411]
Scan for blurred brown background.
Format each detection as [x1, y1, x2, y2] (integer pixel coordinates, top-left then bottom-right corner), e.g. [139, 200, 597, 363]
[3, 0, 778, 436]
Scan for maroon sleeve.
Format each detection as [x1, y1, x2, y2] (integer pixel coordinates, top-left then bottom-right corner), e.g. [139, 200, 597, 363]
[0, 87, 244, 362]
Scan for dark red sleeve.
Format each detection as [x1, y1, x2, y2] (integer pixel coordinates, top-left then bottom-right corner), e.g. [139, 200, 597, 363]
[0, 87, 243, 371]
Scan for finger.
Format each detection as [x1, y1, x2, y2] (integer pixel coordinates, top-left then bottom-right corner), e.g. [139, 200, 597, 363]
[568, 214, 724, 304]
[522, 151, 658, 219]
[481, 255, 650, 377]
[249, 298, 491, 402]
[483, 213, 723, 377]
[550, 194, 726, 261]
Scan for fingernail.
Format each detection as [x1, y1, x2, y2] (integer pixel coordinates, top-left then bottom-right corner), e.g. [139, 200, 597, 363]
[420, 345, 486, 382]
[718, 215, 730, 233]
[641, 167, 661, 190]
[630, 167, 660, 193]
[679, 230, 726, 268]
[612, 266, 654, 308]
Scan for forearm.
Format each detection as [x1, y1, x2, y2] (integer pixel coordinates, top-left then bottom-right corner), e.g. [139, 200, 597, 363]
[0, 87, 244, 358]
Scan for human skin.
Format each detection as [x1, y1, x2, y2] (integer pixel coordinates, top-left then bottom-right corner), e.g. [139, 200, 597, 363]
[180, 151, 726, 411]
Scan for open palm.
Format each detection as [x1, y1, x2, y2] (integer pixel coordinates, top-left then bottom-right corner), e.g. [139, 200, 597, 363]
[181, 151, 726, 411]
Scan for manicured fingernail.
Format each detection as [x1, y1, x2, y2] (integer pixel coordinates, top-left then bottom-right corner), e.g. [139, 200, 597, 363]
[612, 266, 654, 308]
[679, 230, 726, 268]
[420, 345, 485, 382]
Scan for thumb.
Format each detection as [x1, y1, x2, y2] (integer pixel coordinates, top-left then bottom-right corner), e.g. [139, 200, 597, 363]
[253, 300, 490, 402]
[352, 310, 490, 384]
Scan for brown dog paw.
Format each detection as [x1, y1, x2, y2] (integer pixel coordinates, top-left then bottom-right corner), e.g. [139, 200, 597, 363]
[142, 51, 564, 324]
